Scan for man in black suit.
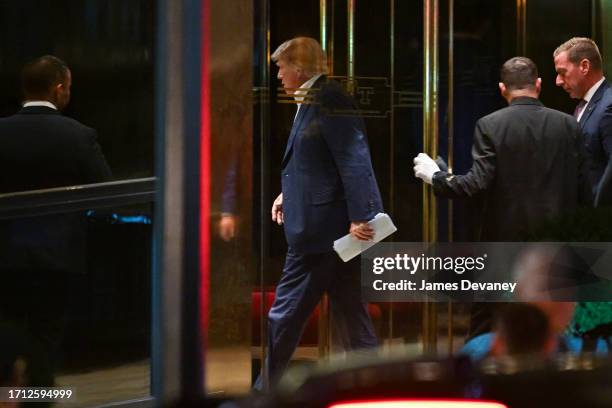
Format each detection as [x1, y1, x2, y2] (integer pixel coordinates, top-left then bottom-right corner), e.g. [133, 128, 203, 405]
[0, 55, 111, 381]
[413, 57, 589, 337]
[554, 37, 612, 206]
[0, 55, 111, 193]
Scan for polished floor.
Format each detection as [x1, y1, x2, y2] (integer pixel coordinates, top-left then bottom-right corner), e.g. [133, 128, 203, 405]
[57, 360, 149, 407]
[54, 334, 466, 406]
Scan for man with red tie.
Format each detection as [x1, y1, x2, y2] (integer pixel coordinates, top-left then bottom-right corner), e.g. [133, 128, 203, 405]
[254, 37, 383, 390]
[554, 37, 612, 206]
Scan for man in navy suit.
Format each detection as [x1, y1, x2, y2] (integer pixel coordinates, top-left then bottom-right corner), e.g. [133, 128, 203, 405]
[554, 37, 612, 206]
[554, 38, 612, 350]
[255, 37, 383, 390]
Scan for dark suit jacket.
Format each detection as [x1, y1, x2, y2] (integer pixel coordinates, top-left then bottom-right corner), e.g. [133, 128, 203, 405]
[579, 80, 612, 206]
[281, 76, 383, 253]
[0, 106, 112, 273]
[432, 97, 589, 241]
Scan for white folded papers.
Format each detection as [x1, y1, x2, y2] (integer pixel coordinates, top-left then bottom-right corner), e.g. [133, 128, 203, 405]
[333, 213, 397, 262]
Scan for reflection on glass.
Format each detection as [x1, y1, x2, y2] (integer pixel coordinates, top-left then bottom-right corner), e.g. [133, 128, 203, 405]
[0, 0, 155, 180]
[206, 0, 254, 395]
[188, 0, 611, 395]
[0, 2, 155, 401]
[0, 203, 152, 406]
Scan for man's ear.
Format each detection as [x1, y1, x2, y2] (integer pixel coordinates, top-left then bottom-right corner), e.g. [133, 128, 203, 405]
[51, 83, 62, 98]
[498, 82, 506, 97]
[535, 77, 542, 95]
[579, 58, 590, 75]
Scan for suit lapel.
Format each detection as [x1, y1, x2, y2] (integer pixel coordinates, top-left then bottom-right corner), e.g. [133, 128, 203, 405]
[280, 75, 325, 167]
[282, 101, 312, 166]
[580, 81, 610, 129]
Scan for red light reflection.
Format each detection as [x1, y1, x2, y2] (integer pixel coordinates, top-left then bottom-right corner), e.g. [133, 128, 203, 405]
[329, 400, 507, 408]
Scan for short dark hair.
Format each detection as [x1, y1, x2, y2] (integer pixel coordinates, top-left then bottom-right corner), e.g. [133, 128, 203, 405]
[554, 37, 602, 71]
[495, 303, 550, 355]
[500, 57, 538, 91]
[21, 55, 69, 99]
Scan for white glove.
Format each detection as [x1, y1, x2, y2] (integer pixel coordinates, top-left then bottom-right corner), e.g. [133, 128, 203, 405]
[413, 153, 441, 185]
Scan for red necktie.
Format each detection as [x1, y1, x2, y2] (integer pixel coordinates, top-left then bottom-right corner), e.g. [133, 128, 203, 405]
[573, 99, 587, 119]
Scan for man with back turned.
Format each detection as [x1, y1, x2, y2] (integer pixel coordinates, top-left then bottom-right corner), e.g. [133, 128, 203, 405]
[0, 55, 111, 193]
[0, 55, 111, 384]
[413, 57, 590, 338]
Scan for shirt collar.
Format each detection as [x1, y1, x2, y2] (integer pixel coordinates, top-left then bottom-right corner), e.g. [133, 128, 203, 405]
[509, 96, 542, 106]
[23, 101, 58, 110]
[583, 76, 606, 103]
[293, 74, 323, 103]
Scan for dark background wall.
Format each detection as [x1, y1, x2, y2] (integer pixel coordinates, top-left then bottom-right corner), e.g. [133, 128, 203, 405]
[528, 0, 592, 114]
[0, 0, 156, 379]
[0, 0, 155, 180]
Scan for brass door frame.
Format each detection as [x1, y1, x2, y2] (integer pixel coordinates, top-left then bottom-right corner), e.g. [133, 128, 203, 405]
[257, 0, 271, 388]
[446, 0, 455, 355]
[422, 0, 439, 354]
[517, 0, 527, 55]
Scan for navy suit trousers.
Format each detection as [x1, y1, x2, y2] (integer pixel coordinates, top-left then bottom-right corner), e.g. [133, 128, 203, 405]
[254, 248, 377, 389]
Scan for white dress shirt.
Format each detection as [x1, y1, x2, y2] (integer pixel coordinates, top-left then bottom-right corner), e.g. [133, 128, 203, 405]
[23, 101, 58, 110]
[293, 74, 322, 120]
[577, 76, 606, 122]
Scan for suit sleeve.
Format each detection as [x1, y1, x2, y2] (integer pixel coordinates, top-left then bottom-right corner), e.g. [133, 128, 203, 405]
[221, 154, 238, 214]
[79, 128, 112, 183]
[318, 86, 382, 221]
[595, 104, 612, 206]
[433, 119, 496, 198]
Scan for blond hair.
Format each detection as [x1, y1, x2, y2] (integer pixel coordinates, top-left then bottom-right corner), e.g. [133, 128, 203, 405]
[554, 37, 602, 71]
[271, 37, 328, 77]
